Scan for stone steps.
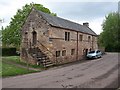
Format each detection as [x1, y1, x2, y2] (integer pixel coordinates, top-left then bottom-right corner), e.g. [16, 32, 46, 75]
[30, 47, 53, 67]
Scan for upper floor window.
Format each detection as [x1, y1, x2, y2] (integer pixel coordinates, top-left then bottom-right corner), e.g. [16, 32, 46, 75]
[65, 32, 70, 41]
[79, 34, 83, 41]
[93, 36, 96, 42]
[88, 36, 91, 42]
[24, 32, 28, 41]
[32, 31, 37, 45]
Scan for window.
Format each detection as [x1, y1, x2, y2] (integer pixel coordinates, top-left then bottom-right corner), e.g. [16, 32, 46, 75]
[32, 31, 37, 45]
[71, 49, 75, 55]
[65, 32, 67, 41]
[62, 50, 66, 56]
[49, 38, 52, 42]
[65, 32, 70, 41]
[88, 51, 95, 54]
[92, 36, 95, 42]
[79, 35, 83, 41]
[68, 32, 70, 41]
[88, 36, 91, 42]
[24, 32, 28, 41]
[56, 51, 60, 57]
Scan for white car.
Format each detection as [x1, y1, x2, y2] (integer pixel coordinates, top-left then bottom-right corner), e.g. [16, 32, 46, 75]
[86, 50, 102, 59]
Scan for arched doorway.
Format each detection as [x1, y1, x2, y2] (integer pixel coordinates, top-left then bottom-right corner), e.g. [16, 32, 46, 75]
[32, 31, 37, 45]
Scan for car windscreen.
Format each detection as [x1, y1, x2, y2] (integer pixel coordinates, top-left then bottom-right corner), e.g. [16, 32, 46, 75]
[88, 51, 95, 54]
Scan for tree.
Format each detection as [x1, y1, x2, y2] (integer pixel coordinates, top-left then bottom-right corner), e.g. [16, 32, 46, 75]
[99, 12, 120, 52]
[2, 3, 56, 48]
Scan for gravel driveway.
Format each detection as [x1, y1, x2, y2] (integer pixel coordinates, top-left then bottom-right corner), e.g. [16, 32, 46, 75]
[2, 53, 119, 88]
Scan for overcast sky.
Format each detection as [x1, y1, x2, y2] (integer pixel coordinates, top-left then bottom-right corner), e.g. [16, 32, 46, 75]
[0, 0, 119, 34]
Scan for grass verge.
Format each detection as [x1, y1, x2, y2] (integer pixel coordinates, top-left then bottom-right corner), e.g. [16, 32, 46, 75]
[2, 61, 37, 77]
[2, 56, 44, 68]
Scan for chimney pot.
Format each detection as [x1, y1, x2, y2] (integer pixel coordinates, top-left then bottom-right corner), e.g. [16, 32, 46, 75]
[83, 22, 89, 27]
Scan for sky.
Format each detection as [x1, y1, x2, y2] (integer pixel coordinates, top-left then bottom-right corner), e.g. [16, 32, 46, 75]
[0, 0, 119, 35]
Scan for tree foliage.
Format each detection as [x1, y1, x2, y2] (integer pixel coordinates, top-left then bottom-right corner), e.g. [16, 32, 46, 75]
[2, 3, 56, 48]
[99, 12, 120, 52]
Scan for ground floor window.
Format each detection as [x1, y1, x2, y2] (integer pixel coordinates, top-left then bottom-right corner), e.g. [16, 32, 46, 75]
[71, 49, 75, 55]
[56, 51, 61, 57]
[62, 50, 66, 56]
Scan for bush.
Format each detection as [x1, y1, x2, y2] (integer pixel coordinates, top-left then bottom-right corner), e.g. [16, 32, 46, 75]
[1, 48, 18, 56]
[105, 46, 120, 52]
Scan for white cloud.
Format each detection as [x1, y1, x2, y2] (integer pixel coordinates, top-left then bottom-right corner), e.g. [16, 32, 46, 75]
[89, 18, 105, 34]
[69, 17, 104, 35]
[0, 0, 119, 35]
[0, 0, 47, 24]
[41, 0, 119, 2]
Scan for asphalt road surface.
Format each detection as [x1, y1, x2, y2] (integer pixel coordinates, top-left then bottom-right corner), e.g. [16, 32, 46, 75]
[2, 53, 119, 88]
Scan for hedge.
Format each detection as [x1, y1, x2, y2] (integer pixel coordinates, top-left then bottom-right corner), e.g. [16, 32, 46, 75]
[1, 48, 18, 56]
[105, 47, 120, 52]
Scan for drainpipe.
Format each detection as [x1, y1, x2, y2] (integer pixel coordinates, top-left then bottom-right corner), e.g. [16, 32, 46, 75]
[76, 32, 79, 60]
[92, 35, 94, 50]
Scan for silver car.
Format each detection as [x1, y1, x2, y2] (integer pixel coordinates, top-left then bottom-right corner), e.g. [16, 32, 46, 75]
[86, 50, 102, 59]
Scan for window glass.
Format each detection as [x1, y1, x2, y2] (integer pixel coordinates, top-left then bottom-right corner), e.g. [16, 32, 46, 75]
[71, 49, 75, 55]
[56, 51, 60, 57]
[65, 32, 70, 41]
[88, 51, 95, 54]
[32, 31, 37, 45]
[88, 36, 91, 42]
[68, 32, 70, 41]
[62, 50, 66, 56]
[79, 35, 83, 41]
[65, 32, 67, 41]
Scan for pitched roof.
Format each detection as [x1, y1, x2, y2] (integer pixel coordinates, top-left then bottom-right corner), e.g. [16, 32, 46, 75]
[36, 9, 97, 36]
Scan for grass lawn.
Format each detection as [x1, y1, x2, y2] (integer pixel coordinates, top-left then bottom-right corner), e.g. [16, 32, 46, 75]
[1, 56, 44, 77]
[2, 56, 44, 68]
[2, 61, 37, 77]
[2, 56, 20, 63]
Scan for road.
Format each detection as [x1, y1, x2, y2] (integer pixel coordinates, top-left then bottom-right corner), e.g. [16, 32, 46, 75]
[2, 53, 119, 88]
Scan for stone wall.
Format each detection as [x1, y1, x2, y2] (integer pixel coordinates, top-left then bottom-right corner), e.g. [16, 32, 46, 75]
[20, 8, 51, 64]
[48, 27, 77, 64]
[20, 8, 98, 65]
[48, 26, 98, 64]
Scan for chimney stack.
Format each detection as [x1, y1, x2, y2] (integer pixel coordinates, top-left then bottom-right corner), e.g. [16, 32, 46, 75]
[83, 22, 89, 27]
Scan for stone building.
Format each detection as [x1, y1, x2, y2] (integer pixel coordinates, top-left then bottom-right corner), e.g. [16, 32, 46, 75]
[20, 8, 98, 67]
